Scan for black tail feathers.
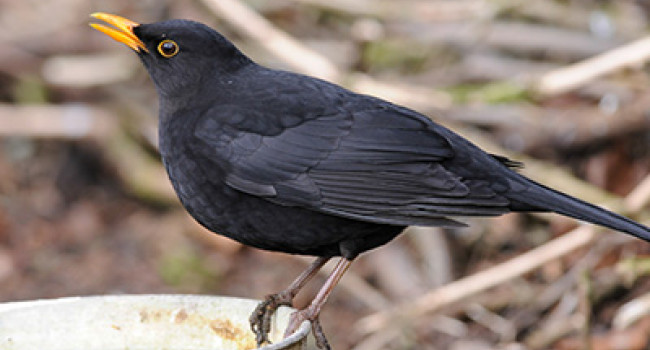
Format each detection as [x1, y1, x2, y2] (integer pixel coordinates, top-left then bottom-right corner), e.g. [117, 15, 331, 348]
[508, 179, 650, 242]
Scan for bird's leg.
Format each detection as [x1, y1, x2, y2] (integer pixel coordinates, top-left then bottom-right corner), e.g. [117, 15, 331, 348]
[250, 256, 330, 346]
[283, 258, 353, 349]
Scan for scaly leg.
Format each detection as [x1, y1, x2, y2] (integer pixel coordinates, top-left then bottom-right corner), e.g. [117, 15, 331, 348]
[250, 256, 330, 346]
[283, 258, 353, 349]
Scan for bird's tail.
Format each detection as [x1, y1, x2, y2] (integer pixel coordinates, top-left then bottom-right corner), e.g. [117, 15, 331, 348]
[508, 178, 650, 242]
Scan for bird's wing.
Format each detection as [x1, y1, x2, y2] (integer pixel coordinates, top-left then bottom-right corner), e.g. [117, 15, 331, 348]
[194, 105, 511, 226]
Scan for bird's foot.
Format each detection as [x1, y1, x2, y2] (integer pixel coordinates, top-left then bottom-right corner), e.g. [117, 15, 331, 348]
[250, 292, 293, 347]
[285, 308, 331, 350]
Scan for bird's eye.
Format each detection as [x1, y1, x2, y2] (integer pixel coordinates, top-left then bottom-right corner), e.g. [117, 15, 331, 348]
[157, 39, 179, 58]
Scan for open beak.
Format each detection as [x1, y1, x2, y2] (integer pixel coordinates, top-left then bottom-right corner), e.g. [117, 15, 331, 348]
[90, 12, 148, 52]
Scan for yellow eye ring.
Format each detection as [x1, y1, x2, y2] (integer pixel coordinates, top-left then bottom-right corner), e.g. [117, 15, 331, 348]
[157, 39, 179, 58]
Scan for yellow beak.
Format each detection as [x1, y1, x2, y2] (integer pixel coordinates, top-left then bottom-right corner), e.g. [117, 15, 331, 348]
[90, 12, 148, 52]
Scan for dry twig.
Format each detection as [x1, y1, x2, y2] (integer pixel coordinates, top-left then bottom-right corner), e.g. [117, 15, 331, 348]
[355, 225, 599, 336]
[534, 35, 650, 96]
[624, 175, 650, 213]
[198, 0, 341, 81]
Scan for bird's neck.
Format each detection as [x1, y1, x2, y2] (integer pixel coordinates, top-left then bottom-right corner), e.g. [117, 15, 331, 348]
[157, 106, 200, 161]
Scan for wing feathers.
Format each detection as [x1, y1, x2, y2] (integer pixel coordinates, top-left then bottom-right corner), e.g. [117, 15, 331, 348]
[199, 106, 513, 226]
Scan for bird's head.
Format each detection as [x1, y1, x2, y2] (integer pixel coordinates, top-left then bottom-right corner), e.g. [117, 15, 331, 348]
[90, 13, 250, 99]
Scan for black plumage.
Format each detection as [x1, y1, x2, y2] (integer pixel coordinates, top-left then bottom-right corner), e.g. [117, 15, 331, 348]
[91, 14, 650, 348]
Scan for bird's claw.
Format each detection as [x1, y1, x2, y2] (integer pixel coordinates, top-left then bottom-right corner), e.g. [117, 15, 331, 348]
[285, 309, 331, 350]
[250, 293, 293, 347]
[311, 317, 331, 350]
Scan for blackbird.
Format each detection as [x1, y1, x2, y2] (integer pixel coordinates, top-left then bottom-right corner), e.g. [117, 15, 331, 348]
[91, 13, 650, 348]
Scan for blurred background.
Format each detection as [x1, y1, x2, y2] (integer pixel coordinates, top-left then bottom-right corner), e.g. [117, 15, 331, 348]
[1, 0, 650, 349]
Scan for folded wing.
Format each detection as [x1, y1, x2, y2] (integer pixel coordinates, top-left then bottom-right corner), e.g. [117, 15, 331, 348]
[195, 105, 512, 227]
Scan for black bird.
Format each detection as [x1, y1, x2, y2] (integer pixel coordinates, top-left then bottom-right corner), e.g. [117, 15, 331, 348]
[91, 13, 650, 348]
